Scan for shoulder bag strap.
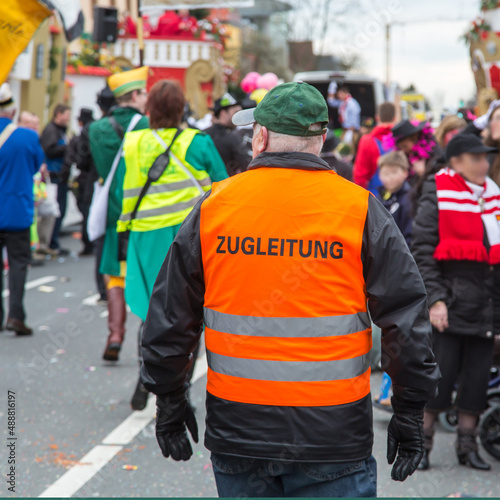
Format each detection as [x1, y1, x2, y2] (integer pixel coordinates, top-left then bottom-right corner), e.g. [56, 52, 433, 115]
[127, 128, 183, 226]
[151, 129, 205, 196]
[104, 113, 142, 189]
[0, 123, 17, 150]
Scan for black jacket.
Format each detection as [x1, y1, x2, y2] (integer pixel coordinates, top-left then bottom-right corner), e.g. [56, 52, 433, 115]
[205, 123, 249, 176]
[412, 175, 500, 338]
[61, 122, 96, 204]
[141, 152, 440, 462]
[40, 121, 67, 159]
[377, 182, 413, 247]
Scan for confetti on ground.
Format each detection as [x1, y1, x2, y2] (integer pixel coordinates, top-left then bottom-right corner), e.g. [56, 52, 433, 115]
[86, 366, 96, 372]
[60, 277, 71, 282]
[56, 308, 69, 313]
[36, 451, 91, 468]
[72, 232, 82, 239]
[63, 292, 75, 297]
[38, 285, 55, 293]
[122, 465, 138, 471]
[49, 444, 58, 450]
[38, 325, 49, 331]
[56, 349, 65, 355]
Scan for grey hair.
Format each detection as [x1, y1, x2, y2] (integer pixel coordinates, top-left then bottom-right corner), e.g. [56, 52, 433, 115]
[255, 123, 325, 154]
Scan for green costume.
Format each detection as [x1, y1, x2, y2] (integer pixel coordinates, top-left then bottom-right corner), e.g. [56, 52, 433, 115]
[120, 128, 228, 320]
[89, 107, 149, 276]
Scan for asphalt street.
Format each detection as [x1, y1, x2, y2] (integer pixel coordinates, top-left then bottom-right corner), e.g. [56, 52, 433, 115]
[1, 218, 499, 497]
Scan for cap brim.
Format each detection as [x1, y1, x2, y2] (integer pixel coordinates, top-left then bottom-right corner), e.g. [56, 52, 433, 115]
[467, 145, 498, 155]
[232, 107, 256, 126]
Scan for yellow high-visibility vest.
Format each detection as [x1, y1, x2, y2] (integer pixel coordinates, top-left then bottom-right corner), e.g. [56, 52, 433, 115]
[118, 127, 211, 233]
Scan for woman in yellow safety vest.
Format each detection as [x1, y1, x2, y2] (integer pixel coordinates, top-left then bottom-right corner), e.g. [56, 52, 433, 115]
[118, 80, 228, 323]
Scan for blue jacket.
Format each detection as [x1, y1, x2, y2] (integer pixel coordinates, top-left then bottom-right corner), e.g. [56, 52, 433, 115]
[0, 118, 44, 231]
[376, 181, 413, 247]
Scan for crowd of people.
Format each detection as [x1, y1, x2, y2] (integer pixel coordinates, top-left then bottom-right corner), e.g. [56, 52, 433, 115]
[1, 67, 500, 489]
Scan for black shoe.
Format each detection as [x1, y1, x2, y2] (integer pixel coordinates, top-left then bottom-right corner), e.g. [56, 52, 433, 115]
[103, 342, 121, 361]
[79, 247, 94, 256]
[131, 378, 149, 411]
[418, 432, 434, 470]
[458, 450, 491, 470]
[6, 318, 33, 336]
[456, 431, 491, 471]
[418, 449, 430, 470]
[30, 258, 45, 267]
[57, 248, 70, 257]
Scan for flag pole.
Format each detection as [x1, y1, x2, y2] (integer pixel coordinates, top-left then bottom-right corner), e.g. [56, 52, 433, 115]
[137, 0, 144, 66]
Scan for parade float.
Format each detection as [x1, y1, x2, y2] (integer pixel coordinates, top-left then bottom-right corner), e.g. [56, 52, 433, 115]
[467, 1, 500, 113]
[67, 11, 232, 121]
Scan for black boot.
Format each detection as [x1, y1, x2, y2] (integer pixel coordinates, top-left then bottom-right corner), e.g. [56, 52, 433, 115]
[130, 377, 149, 411]
[456, 429, 491, 470]
[418, 431, 434, 470]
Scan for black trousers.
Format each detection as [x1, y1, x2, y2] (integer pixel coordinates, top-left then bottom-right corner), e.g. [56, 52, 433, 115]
[49, 175, 68, 250]
[426, 331, 495, 415]
[0, 228, 31, 325]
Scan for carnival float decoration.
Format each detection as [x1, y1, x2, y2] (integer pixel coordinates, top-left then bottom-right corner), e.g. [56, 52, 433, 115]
[240, 71, 279, 103]
[467, 0, 500, 113]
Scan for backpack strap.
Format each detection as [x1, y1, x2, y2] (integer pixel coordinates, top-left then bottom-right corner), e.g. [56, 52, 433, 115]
[108, 116, 125, 141]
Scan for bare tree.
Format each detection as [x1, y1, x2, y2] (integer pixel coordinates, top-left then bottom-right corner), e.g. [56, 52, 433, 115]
[285, 0, 362, 54]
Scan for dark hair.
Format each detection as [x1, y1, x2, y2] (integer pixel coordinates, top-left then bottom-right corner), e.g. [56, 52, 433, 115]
[378, 102, 396, 124]
[338, 85, 350, 93]
[147, 80, 185, 129]
[52, 103, 70, 119]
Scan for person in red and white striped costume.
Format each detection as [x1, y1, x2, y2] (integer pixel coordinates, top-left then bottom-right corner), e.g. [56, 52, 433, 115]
[412, 133, 500, 472]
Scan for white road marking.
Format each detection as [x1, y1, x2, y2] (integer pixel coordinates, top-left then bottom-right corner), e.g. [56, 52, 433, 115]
[82, 293, 101, 306]
[38, 352, 208, 498]
[1, 275, 58, 298]
[102, 396, 156, 445]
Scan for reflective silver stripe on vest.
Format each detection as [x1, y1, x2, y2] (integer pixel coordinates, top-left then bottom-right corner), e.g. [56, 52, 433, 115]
[207, 350, 369, 382]
[123, 180, 201, 198]
[204, 308, 370, 338]
[119, 196, 201, 222]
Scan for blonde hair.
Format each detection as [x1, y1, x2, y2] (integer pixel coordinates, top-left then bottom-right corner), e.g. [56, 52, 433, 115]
[435, 115, 466, 149]
[378, 150, 410, 171]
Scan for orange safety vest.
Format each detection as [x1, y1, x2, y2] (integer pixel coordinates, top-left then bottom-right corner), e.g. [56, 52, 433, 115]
[200, 166, 372, 408]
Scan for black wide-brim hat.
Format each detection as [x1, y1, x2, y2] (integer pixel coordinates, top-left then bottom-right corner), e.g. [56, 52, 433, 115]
[392, 119, 426, 141]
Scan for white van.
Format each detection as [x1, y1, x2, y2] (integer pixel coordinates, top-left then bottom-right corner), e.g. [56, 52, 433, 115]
[293, 71, 389, 127]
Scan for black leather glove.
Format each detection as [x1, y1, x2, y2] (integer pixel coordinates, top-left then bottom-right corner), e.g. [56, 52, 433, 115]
[387, 396, 424, 481]
[155, 386, 199, 461]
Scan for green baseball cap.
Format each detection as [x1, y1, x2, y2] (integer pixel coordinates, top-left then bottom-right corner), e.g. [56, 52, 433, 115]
[232, 81, 328, 136]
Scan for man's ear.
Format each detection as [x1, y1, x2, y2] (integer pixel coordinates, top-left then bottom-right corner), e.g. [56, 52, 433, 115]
[322, 131, 327, 144]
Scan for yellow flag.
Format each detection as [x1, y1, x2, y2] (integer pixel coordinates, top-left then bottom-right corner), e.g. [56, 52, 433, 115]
[0, 0, 52, 83]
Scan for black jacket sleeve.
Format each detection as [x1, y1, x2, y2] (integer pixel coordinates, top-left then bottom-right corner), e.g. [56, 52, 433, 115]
[411, 176, 449, 307]
[75, 124, 93, 173]
[362, 195, 440, 405]
[40, 122, 67, 159]
[140, 193, 209, 396]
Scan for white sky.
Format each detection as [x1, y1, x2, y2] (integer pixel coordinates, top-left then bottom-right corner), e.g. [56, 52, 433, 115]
[317, 0, 480, 109]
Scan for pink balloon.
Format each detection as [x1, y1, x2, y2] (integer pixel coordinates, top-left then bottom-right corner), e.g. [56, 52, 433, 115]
[240, 72, 261, 93]
[256, 72, 279, 90]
